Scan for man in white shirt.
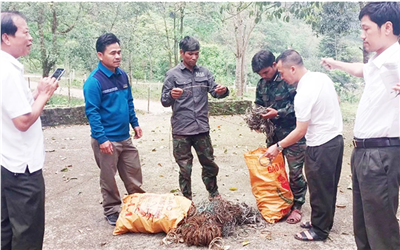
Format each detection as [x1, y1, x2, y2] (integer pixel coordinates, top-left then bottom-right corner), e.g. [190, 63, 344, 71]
[1, 11, 59, 250]
[265, 49, 344, 241]
[321, 3, 400, 249]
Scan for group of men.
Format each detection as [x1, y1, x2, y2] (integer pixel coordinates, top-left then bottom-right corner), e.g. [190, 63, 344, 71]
[1, 2, 400, 250]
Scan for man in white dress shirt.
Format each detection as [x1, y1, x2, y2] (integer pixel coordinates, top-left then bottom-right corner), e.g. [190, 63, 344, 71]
[321, 2, 400, 249]
[265, 49, 344, 241]
[1, 11, 58, 250]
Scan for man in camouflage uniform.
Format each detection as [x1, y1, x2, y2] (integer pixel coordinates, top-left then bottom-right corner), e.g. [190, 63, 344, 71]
[251, 50, 307, 223]
[161, 36, 229, 200]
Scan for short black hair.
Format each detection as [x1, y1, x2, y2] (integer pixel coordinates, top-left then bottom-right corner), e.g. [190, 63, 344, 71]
[276, 49, 304, 67]
[179, 36, 200, 53]
[359, 2, 400, 36]
[96, 33, 120, 53]
[1, 11, 26, 43]
[251, 50, 275, 73]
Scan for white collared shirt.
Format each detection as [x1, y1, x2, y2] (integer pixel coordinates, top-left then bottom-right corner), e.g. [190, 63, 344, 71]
[1, 50, 45, 173]
[354, 42, 400, 138]
[295, 71, 343, 146]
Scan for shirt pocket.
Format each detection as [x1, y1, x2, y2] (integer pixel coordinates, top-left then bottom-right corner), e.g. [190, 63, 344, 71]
[175, 78, 191, 99]
[194, 76, 210, 96]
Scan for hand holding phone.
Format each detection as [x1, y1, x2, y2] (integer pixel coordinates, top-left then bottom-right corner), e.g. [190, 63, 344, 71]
[51, 68, 65, 81]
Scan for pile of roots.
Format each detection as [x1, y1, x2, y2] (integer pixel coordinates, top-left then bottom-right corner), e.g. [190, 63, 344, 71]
[244, 106, 275, 140]
[162, 199, 264, 248]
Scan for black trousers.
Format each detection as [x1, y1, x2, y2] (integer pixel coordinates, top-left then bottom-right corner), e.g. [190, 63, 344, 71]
[305, 135, 344, 239]
[351, 146, 400, 250]
[1, 166, 45, 250]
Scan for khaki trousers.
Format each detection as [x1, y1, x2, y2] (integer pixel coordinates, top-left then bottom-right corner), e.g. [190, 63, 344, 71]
[91, 137, 144, 216]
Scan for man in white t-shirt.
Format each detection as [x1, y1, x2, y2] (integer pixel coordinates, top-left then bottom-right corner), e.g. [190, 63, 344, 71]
[265, 49, 344, 241]
[321, 3, 400, 249]
[1, 11, 59, 250]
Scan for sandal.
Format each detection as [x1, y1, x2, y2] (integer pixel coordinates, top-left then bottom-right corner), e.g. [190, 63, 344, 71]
[300, 221, 312, 229]
[294, 229, 325, 241]
[286, 209, 302, 224]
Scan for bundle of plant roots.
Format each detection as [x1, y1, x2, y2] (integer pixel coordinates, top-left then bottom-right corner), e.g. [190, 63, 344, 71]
[244, 106, 275, 140]
[162, 199, 264, 248]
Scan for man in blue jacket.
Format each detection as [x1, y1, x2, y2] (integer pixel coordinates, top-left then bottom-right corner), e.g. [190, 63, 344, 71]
[83, 33, 144, 226]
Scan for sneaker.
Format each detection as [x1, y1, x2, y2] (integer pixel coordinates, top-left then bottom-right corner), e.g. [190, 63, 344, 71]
[105, 212, 119, 226]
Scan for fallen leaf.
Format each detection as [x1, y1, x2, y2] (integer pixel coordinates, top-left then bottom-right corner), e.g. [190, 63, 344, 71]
[170, 188, 179, 193]
[242, 240, 250, 246]
[159, 175, 164, 177]
[260, 230, 272, 240]
[152, 148, 156, 152]
[229, 187, 237, 191]
[336, 204, 346, 208]
[61, 168, 68, 172]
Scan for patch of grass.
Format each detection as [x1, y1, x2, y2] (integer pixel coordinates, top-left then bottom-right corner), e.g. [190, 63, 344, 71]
[340, 101, 358, 123]
[46, 94, 84, 107]
[131, 83, 162, 101]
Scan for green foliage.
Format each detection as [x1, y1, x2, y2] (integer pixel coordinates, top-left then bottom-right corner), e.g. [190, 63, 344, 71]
[2, 2, 364, 101]
[340, 101, 358, 123]
[197, 44, 235, 85]
[46, 95, 84, 107]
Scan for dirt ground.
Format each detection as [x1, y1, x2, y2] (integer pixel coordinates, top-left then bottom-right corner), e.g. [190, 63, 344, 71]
[41, 103, 358, 250]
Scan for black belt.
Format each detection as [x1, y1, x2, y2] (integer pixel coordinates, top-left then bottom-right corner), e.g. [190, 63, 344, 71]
[353, 137, 400, 148]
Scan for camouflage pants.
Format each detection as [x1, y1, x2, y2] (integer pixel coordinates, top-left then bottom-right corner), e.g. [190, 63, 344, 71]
[268, 130, 307, 208]
[172, 133, 219, 200]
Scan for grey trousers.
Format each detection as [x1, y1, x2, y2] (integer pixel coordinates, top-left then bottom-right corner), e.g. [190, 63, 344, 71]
[351, 146, 400, 250]
[1, 166, 45, 250]
[91, 137, 145, 216]
[305, 135, 344, 239]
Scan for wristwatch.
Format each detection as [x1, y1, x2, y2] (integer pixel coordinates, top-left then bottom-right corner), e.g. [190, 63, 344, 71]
[276, 142, 284, 152]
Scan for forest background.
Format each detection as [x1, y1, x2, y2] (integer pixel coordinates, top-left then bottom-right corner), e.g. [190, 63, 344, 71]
[2, 1, 372, 105]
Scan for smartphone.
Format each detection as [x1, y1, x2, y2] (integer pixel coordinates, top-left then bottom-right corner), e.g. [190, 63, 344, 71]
[51, 68, 65, 81]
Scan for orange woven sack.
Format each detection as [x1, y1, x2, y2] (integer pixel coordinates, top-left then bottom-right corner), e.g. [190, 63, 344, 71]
[244, 147, 293, 223]
[113, 193, 192, 235]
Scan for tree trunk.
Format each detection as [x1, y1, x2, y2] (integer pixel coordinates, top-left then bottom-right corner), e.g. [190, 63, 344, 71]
[231, 6, 256, 97]
[128, 50, 133, 83]
[173, 8, 178, 66]
[160, 3, 173, 68]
